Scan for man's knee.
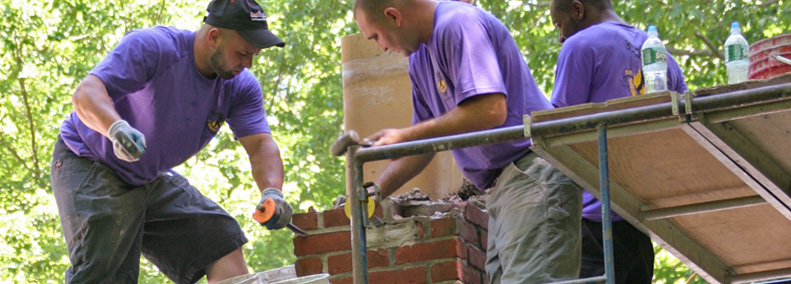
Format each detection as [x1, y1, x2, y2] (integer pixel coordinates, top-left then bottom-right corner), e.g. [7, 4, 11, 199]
[205, 248, 248, 282]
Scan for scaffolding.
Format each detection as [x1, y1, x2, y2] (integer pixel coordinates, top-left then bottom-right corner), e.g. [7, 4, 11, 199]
[334, 81, 791, 284]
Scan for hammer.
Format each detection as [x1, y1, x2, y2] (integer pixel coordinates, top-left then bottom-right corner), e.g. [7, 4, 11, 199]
[331, 130, 372, 156]
[331, 131, 383, 226]
[253, 198, 308, 237]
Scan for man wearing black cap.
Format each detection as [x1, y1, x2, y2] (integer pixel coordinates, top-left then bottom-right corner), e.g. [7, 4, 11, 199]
[50, 0, 290, 282]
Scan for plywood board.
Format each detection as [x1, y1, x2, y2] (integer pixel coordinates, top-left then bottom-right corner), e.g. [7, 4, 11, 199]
[669, 205, 791, 275]
[529, 84, 791, 283]
[722, 112, 791, 184]
[531, 92, 673, 123]
[568, 129, 756, 209]
[693, 73, 791, 97]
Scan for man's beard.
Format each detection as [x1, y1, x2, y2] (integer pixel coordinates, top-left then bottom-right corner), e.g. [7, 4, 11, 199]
[209, 45, 236, 79]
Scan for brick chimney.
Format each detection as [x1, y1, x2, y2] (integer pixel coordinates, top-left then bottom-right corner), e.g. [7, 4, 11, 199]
[292, 191, 489, 284]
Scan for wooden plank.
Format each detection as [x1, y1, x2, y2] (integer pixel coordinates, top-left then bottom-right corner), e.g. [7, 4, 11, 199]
[539, 117, 680, 148]
[568, 129, 756, 209]
[533, 125, 791, 283]
[531, 92, 673, 123]
[565, 128, 791, 276]
[531, 141, 731, 284]
[701, 99, 791, 124]
[687, 119, 791, 220]
[669, 205, 791, 275]
[693, 74, 791, 98]
[528, 82, 791, 283]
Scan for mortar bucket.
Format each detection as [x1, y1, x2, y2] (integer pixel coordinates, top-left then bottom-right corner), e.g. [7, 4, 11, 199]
[213, 265, 329, 284]
[749, 33, 791, 80]
[270, 274, 330, 284]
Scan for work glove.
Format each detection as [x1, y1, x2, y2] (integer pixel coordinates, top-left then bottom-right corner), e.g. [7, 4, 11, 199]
[107, 120, 147, 162]
[255, 188, 293, 230]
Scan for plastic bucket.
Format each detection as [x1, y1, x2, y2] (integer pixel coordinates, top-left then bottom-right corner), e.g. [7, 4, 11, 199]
[214, 273, 329, 284]
[749, 33, 791, 80]
[271, 274, 330, 284]
[212, 266, 327, 284]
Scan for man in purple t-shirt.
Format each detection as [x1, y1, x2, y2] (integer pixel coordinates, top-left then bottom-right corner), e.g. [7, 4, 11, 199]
[549, 0, 688, 283]
[50, 0, 293, 282]
[354, 0, 583, 283]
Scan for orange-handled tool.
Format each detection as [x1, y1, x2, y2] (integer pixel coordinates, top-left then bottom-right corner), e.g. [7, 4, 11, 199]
[253, 198, 307, 237]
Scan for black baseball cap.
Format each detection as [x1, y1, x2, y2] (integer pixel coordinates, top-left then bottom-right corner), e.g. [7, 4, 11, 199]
[204, 0, 285, 48]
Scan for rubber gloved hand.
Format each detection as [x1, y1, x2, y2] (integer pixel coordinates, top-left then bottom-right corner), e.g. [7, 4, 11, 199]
[107, 120, 147, 162]
[256, 188, 293, 230]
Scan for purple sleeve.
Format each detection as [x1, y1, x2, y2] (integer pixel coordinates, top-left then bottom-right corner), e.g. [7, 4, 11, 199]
[227, 72, 271, 138]
[667, 54, 689, 94]
[437, 16, 506, 104]
[89, 29, 171, 100]
[550, 39, 594, 108]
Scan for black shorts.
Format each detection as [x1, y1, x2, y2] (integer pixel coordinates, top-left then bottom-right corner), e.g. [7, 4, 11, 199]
[51, 137, 247, 284]
[579, 218, 654, 284]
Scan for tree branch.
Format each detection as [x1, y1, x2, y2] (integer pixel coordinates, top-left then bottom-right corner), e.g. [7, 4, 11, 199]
[18, 78, 41, 180]
[0, 131, 32, 173]
[5, 37, 37, 176]
[758, 0, 779, 7]
[694, 31, 724, 60]
[667, 47, 719, 57]
[155, 0, 166, 24]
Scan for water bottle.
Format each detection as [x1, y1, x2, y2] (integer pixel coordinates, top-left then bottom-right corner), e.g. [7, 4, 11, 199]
[641, 25, 668, 94]
[724, 21, 750, 84]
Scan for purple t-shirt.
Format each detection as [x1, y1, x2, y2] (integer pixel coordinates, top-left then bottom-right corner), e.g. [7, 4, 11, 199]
[550, 22, 688, 221]
[59, 26, 270, 186]
[410, 2, 551, 190]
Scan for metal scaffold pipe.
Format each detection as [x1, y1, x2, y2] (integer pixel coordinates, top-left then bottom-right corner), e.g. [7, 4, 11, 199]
[354, 124, 529, 163]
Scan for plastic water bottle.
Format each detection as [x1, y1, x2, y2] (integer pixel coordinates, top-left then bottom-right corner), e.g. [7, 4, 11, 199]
[724, 21, 750, 84]
[641, 25, 668, 94]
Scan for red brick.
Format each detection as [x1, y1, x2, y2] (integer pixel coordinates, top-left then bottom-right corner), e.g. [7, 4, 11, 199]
[295, 257, 322, 276]
[459, 220, 479, 246]
[293, 231, 351, 256]
[430, 260, 461, 282]
[465, 202, 489, 229]
[480, 231, 488, 249]
[330, 275, 352, 284]
[327, 250, 389, 274]
[461, 263, 484, 284]
[416, 221, 425, 239]
[396, 238, 459, 264]
[367, 249, 390, 267]
[430, 217, 457, 238]
[292, 211, 319, 231]
[457, 241, 468, 260]
[324, 208, 350, 228]
[467, 245, 486, 272]
[327, 254, 352, 275]
[369, 266, 427, 284]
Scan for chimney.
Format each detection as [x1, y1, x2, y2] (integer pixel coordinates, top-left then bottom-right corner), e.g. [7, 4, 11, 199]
[292, 192, 489, 284]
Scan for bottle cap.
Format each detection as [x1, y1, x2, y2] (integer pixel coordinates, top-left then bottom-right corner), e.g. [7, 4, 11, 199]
[647, 25, 657, 32]
[731, 21, 740, 29]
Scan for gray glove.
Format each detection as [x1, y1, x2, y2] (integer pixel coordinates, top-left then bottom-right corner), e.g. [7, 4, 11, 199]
[256, 188, 293, 230]
[107, 120, 146, 162]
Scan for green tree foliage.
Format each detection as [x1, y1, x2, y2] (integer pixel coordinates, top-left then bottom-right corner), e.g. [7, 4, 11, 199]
[0, 0, 788, 282]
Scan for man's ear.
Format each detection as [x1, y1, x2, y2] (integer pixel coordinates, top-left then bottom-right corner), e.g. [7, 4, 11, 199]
[571, 0, 585, 20]
[208, 28, 222, 49]
[383, 7, 402, 27]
